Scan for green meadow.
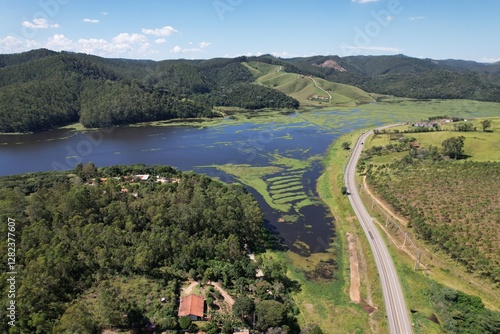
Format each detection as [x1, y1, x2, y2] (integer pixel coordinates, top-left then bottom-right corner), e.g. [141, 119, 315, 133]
[243, 61, 375, 108]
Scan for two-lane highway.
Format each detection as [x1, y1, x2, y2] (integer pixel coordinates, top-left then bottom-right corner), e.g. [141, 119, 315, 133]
[344, 127, 413, 334]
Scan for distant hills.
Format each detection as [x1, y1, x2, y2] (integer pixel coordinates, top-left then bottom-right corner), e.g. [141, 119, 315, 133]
[1, 49, 499, 133]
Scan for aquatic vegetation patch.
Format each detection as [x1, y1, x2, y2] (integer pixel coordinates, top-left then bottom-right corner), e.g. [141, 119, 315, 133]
[270, 185, 304, 195]
[269, 181, 303, 190]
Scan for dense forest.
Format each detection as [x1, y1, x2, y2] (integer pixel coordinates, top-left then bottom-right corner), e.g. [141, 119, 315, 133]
[0, 50, 298, 132]
[2, 49, 500, 132]
[0, 164, 305, 333]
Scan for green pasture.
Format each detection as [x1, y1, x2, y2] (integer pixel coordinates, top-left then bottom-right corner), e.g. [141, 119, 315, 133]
[366, 116, 500, 163]
[243, 61, 375, 108]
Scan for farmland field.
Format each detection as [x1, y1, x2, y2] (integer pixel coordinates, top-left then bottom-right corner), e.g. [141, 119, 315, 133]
[363, 118, 500, 286]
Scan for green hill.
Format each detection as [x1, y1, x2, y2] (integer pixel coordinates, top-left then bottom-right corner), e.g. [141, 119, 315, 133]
[243, 61, 375, 107]
[0, 51, 298, 133]
[2, 49, 500, 133]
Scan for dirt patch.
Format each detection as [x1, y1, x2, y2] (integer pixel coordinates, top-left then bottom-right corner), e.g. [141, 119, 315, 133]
[347, 233, 361, 303]
[182, 280, 199, 296]
[303, 303, 314, 315]
[428, 313, 440, 325]
[315, 59, 347, 72]
[360, 300, 376, 314]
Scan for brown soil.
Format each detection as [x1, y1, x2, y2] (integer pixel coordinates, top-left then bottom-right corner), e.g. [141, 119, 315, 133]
[347, 232, 361, 303]
[182, 280, 199, 296]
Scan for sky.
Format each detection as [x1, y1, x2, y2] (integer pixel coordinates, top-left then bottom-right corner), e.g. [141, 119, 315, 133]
[0, 0, 499, 62]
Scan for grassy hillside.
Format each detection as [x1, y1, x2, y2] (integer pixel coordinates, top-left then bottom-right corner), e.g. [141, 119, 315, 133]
[243, 61, 375, 107]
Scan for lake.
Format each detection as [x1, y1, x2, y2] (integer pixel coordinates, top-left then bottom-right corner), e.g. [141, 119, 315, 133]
[0, 111, 383, 254]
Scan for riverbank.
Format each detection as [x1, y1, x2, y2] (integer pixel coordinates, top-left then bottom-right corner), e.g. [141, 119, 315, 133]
[315, 130, 387, 333]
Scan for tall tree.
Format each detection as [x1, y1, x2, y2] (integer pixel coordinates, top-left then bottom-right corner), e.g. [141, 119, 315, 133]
[441, 136, 465, 159]
[481, 119, 492, 132]
[255, 300, 286, 331]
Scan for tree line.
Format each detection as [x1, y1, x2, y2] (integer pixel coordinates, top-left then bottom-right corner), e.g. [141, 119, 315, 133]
[0, 164, 297, 333]
[0, 51, 299, 133]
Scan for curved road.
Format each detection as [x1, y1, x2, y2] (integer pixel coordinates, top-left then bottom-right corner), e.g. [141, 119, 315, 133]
[344, 127, 413, 334]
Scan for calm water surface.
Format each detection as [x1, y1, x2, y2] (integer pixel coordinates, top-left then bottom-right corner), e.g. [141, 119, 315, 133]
[0, 112, 380, 253]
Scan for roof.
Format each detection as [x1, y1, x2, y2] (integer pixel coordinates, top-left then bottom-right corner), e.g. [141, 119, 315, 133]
[178, 294, 204, 318]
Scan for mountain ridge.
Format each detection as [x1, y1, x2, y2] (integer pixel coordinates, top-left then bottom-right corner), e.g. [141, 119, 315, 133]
[1, 49, 500, 133]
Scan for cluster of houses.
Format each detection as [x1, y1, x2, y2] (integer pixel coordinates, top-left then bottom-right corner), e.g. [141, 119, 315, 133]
[412, 118, 463, 128]
[310, 95, 330, 101]
[88, 174, 181, 186]
[86, 174, 181, 198]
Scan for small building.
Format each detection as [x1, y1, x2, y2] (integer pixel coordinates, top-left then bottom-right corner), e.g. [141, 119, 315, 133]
[134, 174, 150, 181]
[178, 294, 204, 321]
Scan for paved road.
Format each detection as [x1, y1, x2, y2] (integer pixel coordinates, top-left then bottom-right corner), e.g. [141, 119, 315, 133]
[344, 127, 413, 334]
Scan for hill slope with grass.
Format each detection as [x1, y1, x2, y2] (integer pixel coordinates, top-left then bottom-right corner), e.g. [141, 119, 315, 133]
[243, 61, 375, 107]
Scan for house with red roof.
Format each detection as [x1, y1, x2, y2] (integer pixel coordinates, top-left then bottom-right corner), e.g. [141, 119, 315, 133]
[178, 294, 205, 321]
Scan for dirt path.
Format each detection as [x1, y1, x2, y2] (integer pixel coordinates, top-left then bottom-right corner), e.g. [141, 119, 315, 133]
[308, 76, 332, 101]
[207, 281, 235, 306]
[182, 280, 199, 296]
[347, 232, 361, 303]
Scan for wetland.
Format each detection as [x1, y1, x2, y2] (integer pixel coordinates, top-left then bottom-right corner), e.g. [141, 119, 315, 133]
[1, 99, 498, 254]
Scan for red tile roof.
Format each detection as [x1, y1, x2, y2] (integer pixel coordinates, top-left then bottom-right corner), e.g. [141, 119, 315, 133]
[178, 294, 204, 318]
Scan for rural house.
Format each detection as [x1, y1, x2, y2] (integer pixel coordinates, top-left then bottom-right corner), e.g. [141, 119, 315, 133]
[178, 294, 205, 321]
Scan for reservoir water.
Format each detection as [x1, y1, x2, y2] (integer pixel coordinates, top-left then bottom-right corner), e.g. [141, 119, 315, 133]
[0, 111, 380, 254]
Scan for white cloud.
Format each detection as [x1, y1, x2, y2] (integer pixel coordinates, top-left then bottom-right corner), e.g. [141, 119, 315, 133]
[112, 33, 147, 44]
[43, 33, 156, 58]
[83, 18, 99, 23]
[155, 38, 167, 44]
[169, 42, 211, 54]
[199, 41, 211, 48]
[46, 34, 73, 49]
[101, 12, 108, 15]
[22, 18, 60, 29]
[409, 16, 425, 21]
[0, 36, 40, 53]
[170, 45, 183, 54]
[480, 57, 500, 63]
[352, 0, 380, 3]
[141, 26, 178, 36]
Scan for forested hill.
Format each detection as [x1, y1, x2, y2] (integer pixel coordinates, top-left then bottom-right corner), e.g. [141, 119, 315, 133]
[2, 49, 500, 133]
[0, 164, 273, 332]
[250, 54, 500, 102]
[0, 49, 298, 133]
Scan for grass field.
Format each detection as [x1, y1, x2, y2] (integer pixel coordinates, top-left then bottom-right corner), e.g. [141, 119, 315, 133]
[367, 116, 500, 163]
[242, 61, 375, 108]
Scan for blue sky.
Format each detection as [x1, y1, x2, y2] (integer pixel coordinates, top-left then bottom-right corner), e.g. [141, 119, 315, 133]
[0, 0, 499, 62]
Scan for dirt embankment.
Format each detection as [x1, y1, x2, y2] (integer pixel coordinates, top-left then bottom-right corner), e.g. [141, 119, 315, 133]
[347, 232, 361, 303]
